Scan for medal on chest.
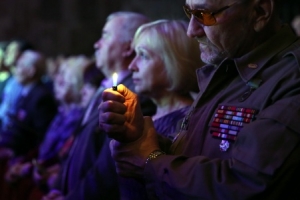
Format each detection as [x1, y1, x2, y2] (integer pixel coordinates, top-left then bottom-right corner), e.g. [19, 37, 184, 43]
[210, 105, 258, 152]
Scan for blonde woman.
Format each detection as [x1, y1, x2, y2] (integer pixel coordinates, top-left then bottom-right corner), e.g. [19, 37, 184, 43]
[129, 19, 203, 140]
[3, 56, 89, 199]
[121, 19, 203, 199]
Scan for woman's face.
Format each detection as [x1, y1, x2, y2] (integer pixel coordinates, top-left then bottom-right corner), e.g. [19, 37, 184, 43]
[128, 35, 168, 96]
[54, 65, 75, 103]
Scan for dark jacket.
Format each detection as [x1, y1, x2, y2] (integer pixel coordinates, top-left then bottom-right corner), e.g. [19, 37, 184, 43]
[144, 26, 300, 200]
[0, 81, 57, 156]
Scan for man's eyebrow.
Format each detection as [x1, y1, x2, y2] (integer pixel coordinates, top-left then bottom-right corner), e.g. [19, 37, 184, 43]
[185, 3, 212, 10]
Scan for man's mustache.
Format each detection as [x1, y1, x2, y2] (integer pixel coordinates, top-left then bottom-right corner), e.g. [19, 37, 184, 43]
[195, 37, 208, 45]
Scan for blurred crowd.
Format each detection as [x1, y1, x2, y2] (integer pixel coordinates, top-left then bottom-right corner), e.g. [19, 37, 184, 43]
[0, 5, 298, 200]
[0, 39, 105, 199]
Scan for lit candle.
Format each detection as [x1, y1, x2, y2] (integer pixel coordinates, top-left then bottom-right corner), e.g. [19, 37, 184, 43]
[112, 72, 118, 90]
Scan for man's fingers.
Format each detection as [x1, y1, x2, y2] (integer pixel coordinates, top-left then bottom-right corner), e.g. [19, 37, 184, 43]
[99, 123, 127, 139]
[102, 89, 125, 102]
[115, 84, 138, 101]
[99, 112, 126, 124]
[99, 100, 127, 114]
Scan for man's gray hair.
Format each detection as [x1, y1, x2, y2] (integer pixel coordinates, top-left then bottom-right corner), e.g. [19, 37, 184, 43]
[106, 11, 150, 42]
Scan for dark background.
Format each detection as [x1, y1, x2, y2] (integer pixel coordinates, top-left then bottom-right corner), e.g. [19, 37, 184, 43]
[0, 0, 299, 57]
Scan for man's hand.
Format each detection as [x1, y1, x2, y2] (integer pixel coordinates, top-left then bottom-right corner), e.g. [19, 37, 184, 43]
[99, 84, 144, 143]
[109, 116, 160, 178]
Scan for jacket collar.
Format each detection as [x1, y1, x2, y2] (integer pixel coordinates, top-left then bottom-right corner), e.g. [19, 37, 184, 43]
[197, 25, 299, 88]
[234, 25, 299, 82]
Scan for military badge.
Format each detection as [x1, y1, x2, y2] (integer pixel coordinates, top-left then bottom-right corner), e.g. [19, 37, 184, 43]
[210, 105, 258, 151]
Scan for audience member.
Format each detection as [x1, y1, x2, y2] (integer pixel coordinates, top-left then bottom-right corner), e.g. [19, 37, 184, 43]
[99, 0, 300, 199]
[80, 61, 104, 108]
[291, 14, 300, 36]
[130, 19, 202, 139]
[0, 41, 10, 104]
[0, 39, 34, 131]
[43, 11, 156, 200]
[31, 56, 87, 189]
[119, 19, 202, 199]
[3, 39, 33, 70]
[0, 41, 8, 69]
[0, 50, 57, 199]
[0, 50, 57, 158]
[1, 55, 86, 200]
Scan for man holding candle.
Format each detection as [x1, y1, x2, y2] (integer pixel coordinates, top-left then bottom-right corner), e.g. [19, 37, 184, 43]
[43, 11, 156, 200]
[98, 0, 300, 199]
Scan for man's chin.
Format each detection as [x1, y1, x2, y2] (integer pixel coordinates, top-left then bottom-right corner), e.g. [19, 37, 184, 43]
[201, 54, 219, 65]
[200, 49, 226, 66]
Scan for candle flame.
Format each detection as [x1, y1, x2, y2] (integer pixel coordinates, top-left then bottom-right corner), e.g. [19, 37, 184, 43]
[112, 72, 118, 86]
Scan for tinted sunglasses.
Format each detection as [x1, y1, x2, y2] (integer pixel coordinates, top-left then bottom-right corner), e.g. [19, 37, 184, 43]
[183, 1, 238, 26]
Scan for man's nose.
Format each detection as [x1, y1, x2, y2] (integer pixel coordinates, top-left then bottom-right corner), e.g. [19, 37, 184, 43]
[187, 16, 205, 38]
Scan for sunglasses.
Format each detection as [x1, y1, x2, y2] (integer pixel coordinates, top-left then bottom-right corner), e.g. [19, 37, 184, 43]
[183, 1, 238, 26]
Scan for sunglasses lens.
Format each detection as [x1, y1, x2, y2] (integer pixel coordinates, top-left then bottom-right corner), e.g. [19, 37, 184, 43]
[193, 11, 204, 23]
[183, 6, 217, 26]
[201, 13, 216, 26]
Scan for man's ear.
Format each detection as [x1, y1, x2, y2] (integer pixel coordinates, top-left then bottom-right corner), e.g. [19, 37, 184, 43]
[122, 40, 135, 58]
[253, 0, 274, 32]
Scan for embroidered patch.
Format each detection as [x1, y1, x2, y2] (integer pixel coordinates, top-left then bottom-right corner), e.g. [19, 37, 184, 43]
[210, 105, 258, 151]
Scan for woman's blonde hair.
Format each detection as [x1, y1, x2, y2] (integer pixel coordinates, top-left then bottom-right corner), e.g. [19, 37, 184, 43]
[132, 20, 203, 95]
[56, 55, 90, 103]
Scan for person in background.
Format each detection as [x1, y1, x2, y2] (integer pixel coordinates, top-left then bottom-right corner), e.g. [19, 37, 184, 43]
[119, 19, 202, 199]
[1, 55, 87, 200]
[0, 40, 9, 196]
[0, 50, 57, 199]
[0, 41, 10, 104]
[99, 0, 300, 199]
[80, 61, 104, 108]
[0, 41, 8, 69]
[43, 11, 156, 200]
[31, 56, 89, 188]
[291, 14, 300, 36]
[0, 49, 57, 159]
[0, 39, 34, 132]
